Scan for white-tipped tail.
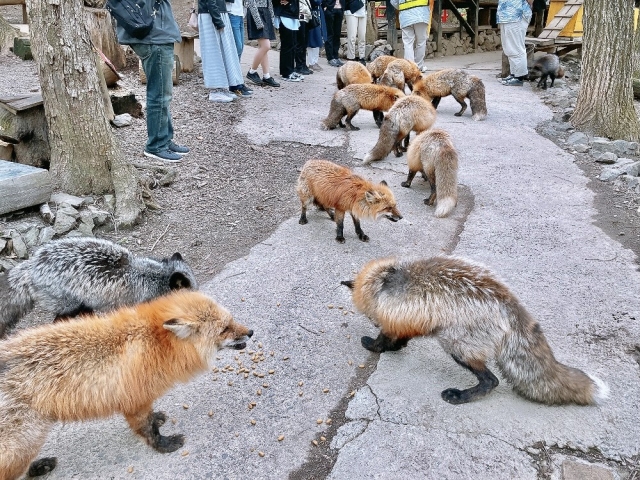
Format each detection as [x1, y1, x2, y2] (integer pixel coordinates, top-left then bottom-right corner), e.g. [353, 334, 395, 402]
[362, 153, 374, 165]
[588, 374, 609, 404]
[434, 197, 456, 218]
[472, 112, 487, 121]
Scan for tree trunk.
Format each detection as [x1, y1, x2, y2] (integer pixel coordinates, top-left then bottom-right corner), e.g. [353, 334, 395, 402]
[84, 7, 126, 69]
[27, 0, 144, 226]
[571, 0, 640, 141]
[0, 14, 18, 53]
[366, 6, 377, 47]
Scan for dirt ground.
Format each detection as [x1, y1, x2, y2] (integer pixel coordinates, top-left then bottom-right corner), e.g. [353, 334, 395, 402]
[1, 3, 639, 285]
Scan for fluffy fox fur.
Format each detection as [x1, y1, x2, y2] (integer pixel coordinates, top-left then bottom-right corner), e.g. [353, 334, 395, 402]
[321, 84, 405, 131]
[402, 129, 458, 218]
[296, 159, 403, 243]
[413, 68, 487, 121]
[0, 290, 253, 480]
[363, 95, 437, 164]
[531, 54, 565, 89]
[367, 55, 397, 83]
[378, 63, 405, 91]
[384, 59, 422, 91]
[336, 61, 373, 89]
[0, 237, 198, 338]
[341, 256, 609, 406]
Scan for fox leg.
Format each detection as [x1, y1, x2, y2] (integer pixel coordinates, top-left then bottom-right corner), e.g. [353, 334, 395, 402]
[549, 74, 556, 88]
[441, 355, 499, 405]
[538, 74, 548, 89]
[424, 170, 437, 206]
[393, 132, 408, 157]
[53, 303, 94, 322]
[431, 97, 441, 109]
[313, 199, 335, 220]
[372, 110, 384, 128]
[345, 108, 361, 131]
[334, 210, 347, 243]
[125, 406, 185, 453]
[361, 331, 409, 352]
[452, 95, 468, 117]
[350, 214, 369, 242]
[401, 169, 419, 188]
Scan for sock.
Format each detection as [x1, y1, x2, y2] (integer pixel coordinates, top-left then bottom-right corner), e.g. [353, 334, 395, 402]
[263, 73, 271, 79]
[249, 68, 257, 74]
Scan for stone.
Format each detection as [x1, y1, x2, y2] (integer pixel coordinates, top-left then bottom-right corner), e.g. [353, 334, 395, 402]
[13, 36, 33, 61]
[50, 192, 85, 207]
[574, 144, 589, 153]
[104, 194, 116, 212]
[77, 211, 96, 236]
[58, 205, 80, 218]
[566, 132, 589, 146]
[38, 226, 55, 244]
[22, 225, 40, 247]
[612, 139, 632, 156]
[111, 113, 132, 128]
[10, 232, 28, 258]
[599, 167, 623, 182]
[0, 237, 6, 253]
[554, 122, 573, 132]
[561, 459, 614, 480]
[0, 258, 18, 272]
[622, 161, 640, 176]
[618, 174, 640, 188]
[595, 152, 618, 164]
[591, 139, 616, 155]
[53, 211, 78, 235]
[88, 206, 111, 226]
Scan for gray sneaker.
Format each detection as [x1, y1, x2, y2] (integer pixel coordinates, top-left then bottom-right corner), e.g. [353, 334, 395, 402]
[209, 90, 233, 102]
[503, 77, 524, 86]
[499, 74, 514, 84]
[144, 149, 182, 162]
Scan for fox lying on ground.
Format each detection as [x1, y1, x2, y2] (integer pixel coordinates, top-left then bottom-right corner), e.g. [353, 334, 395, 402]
[0, 290, 253, 480]
[296, 159, 402, 243]
[401, 129, 459, 218]
[321, 84, 405, 131]
[412, 68, 487, 121]
[531, 54, 565, 89]
[0, 237, 197, 337]
[341, 256, 609, 406]
[363, 95, 437, 164]
[336, 60, 373, 89]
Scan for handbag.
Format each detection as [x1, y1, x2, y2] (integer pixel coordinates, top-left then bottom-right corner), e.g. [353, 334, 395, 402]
[188, 0, 198, 32]
[309, 9, 321, 28]
[106, 0, 157, 39]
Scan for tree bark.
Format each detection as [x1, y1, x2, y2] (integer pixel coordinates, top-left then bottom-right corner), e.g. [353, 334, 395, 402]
[571, 0, 640, 141]
[0, 14, 18, 53]
[84, 7, 126, 69]
[27, 0, 144, 225]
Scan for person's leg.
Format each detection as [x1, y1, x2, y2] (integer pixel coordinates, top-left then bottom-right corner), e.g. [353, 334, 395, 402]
[308, 46, 319, 65]
[133, 43, 174, 154]
[500, 21, 528, 78]
[228, 14, 244, 61]
[279, 23, 296, 77]
[345, 14, 357, 60]
[324, 10, 337, 61]
[356, 15, 366, 60]
[333, 9, 344, 62]
[294, 22, 307, 70]
[413, 21, 427, 69]
[401, 25, 416, 64]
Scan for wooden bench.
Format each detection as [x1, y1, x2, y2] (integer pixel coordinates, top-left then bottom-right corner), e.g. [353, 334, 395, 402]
[0, 0, 28, 24]
[174, 31, 198, 73]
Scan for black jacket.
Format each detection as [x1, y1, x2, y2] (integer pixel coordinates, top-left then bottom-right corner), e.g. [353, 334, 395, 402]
[199, 0, 228, 29]
[273, 0, 300, 19]
[321, 0, 345, 13]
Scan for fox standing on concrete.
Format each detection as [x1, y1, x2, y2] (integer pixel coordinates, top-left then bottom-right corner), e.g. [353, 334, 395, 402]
[531, 53, 564, 89]
[341, 256, 609, 406]
[0, 290, 253, 480]
[413, 68, 487, 121]
[336, 60, 373, 89]
[297, 159, 403, 243]
[363, 95, 437, 163]
[0, 237, 197, 337]
[401, 129, 458, 218]
[321, 84, 405, 131]
[367, 55, 397, 83]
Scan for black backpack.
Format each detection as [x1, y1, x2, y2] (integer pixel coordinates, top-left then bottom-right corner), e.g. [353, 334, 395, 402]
[106, 0, 157, 39]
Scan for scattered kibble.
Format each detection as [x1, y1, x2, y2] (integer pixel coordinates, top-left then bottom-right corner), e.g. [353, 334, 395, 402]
[208, 410, 214, 417]
[228, 381, 233, 386]
[316, 419, 323, 425]
[298, 391, 303, 396]
[312, 440, 318, 446]
[258, 451, 265, 457]
[241, 297, 245, 302]
[171, 418, 177, 425]
[325, 419, 332, 425]
[269, 351, 275, 356]
[358, 364, 365, 369]
[348, 360, 353, 365]
[278, 435, 285, 441]
[256, 389, 262, 396]
[298, 381, 304, 387]
[320, 436, 326, 442]
[258, 342, 263, 348]
[182, 404, 189, 409]
[328, 304, 334, 309]
[263, 383, 269, 388]
[283, 356, 290, 360]
[181, 451, 189, 457]
[348, 391, 356, 398]
[323, 388, 329, 393]
[250, 419, 256, 425]
[268, 369, 275, 374]
[276, 303, 281, 307]
[127, 466, 134, 473]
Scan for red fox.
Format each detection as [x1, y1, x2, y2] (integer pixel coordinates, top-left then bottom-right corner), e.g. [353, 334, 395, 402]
[321, 84, 405, 131]
[296, 159, 403, 243]
[336, 61, 373, 89]
[402, 129, 458, 218]
[374, 63, 406, 127]
[341, 256, 609, 406]
[367, 55, 397, 83]
[0, 290, 253, 480]
[412, 69, 487, 121]
[531, 54, 565, 89]
[384, 59, 422, 91]
[363, 95, 437, 164]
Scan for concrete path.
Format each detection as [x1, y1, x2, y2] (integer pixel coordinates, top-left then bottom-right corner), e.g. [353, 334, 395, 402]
[39, 49, 640, 479]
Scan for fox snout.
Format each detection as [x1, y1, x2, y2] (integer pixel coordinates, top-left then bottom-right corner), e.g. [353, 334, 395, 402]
[221, 325, 254, 350]
[385, 208, 403, 222]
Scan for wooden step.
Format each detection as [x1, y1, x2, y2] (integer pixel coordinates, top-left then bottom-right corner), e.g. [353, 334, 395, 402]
[538, 0, 583, 39]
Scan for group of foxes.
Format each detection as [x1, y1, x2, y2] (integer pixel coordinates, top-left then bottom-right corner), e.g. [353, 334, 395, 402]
[0, 54, 604, 480]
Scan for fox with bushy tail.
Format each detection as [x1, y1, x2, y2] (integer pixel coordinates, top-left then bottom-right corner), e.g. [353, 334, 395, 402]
[341, 256, 609, 406]
[0, 237, 197, 337]
[531, 54, 565, 89]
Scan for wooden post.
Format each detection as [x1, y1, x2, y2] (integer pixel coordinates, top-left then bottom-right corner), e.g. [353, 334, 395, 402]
[174, 32, 198, 72]
[435, 0, 442, 54]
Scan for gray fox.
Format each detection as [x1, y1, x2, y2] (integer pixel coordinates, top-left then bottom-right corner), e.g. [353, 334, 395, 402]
[531, 54, 565, 89]
[0, 237, 197, 337]
[341, 256, 609, 406]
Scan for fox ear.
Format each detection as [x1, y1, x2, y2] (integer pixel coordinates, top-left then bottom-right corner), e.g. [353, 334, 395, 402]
[365, 190, 381, 203]
[341, 280, 355, 289]
[170, 272, 192, 290]
[380, 180, 388, 186]
[163, 318, 197, 339]
[170, 252, 184, 262]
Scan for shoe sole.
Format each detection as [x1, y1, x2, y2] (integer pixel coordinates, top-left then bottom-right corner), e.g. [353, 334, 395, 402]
[144, 151, 182, 162]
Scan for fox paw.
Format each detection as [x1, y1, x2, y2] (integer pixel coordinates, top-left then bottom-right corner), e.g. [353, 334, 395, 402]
[335, 236, 346, 243]
[361, 336, 384, 353]
[299, 218, 308, 225]
[400, 181, 411, 188]
[154, 434, 185, 453]
[28, 457, 57, 477]
[347, 125, 360, 131]
[358, 233, 369, 242]
[441, 388, 469, 405]
[151, 411, 167, 427]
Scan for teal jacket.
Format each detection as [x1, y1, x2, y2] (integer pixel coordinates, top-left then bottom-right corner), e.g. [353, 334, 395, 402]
[116, 0, 181, 45]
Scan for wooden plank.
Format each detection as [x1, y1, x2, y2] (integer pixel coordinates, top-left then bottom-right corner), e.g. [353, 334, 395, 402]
[0, 160, 52, 215]
[525, 36, 555, 46]
[0, 94, 44, 115]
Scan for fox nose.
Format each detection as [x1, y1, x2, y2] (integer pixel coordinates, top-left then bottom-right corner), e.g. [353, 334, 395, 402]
[247, 330, 254, 338]
[396, 214, 403, 220]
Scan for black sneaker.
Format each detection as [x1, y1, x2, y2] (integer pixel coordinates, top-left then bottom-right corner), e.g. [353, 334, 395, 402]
[144, 149, 182, 162]
[262, 76, 280, 87]
[296, 66, 313, 75]
[246, 71, 263, 86]
[240, 84, 253, 94]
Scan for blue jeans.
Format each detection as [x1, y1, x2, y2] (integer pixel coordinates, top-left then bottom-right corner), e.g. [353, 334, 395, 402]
[131, 43, 174, 154]
[228, 14, 244, 61]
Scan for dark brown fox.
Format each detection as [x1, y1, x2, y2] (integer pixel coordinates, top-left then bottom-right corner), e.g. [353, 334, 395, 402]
[321, 84, 405, 131]
[363, 95, 437, 164]
[341, 256, 609, 406]
[413, 68, 487, 121]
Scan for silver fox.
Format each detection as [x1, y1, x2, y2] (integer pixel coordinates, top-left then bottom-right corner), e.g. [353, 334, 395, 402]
[0, 237, 198, 337]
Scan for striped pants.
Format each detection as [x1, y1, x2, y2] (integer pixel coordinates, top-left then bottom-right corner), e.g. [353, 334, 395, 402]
[199, 12, 244, 89]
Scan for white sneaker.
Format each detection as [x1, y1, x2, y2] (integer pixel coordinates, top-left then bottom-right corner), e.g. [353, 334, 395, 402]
[291, 72, 305, 80]
[419, 65, 428, 73]
[222, 90, 238, 100]
[209, 91, 233, 103]
[282, 73, 302, 82]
